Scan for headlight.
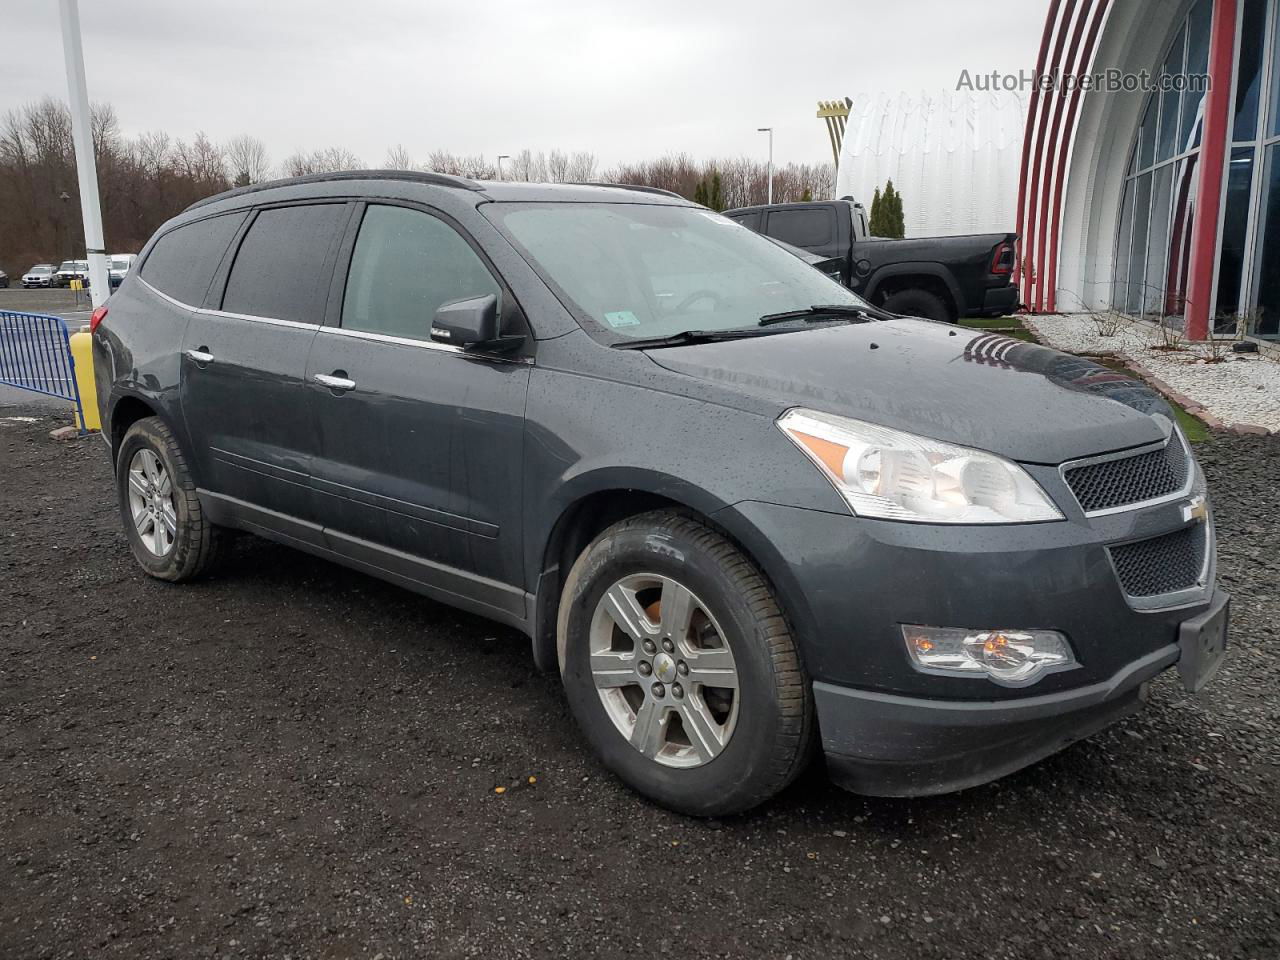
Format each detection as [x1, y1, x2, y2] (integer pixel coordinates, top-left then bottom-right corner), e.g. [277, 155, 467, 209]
[777, 409, 1062, 524]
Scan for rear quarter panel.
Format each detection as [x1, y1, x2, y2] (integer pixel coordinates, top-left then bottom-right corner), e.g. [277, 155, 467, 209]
[861, 234, 1013, 313]
[93, 279, 193, 460]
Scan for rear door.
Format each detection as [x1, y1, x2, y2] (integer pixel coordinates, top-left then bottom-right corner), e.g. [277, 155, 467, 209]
[305, 202, 531, 621]
[180, 201, 352, 528]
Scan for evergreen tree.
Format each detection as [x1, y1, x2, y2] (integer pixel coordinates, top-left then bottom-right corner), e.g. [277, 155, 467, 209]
[709, 170, 724, 212]
[869, 186, 885, 236]
[884, 179, 906, 239]
[800, 187, 813, 202]
[694, 180, 708, 207]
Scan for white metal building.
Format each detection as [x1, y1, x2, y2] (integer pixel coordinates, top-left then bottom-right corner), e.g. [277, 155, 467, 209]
[835, 91, 1028, 238]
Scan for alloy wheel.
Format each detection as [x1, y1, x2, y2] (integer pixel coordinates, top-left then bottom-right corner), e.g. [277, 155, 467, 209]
[127, 449, 177, 557]
[588, 573, 740, 768]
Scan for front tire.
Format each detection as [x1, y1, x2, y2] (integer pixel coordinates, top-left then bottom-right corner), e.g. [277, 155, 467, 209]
[558, 510, 812, 816]
[115, 417, 223, 582]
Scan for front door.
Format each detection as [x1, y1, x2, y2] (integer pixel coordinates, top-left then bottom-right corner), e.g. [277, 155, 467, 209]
[181, 201, 352, 525]
[306, 203, 531, 621]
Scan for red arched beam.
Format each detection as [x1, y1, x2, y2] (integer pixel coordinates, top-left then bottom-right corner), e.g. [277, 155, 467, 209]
[1016, 0, 1067, 307]
[1044, 0, 1114, 313]
[1023, 0, 1079, 309]
[1035, 0, 1095, 312]
[1185, 0, 1239, 340]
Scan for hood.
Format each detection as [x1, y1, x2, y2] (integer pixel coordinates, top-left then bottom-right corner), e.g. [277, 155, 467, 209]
[644, 319, 1172, 464]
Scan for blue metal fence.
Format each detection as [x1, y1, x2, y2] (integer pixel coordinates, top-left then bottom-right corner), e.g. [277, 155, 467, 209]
[0, 310, 87, 430]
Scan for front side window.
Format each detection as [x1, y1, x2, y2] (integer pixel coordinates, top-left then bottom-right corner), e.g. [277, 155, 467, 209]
[222, 204, 348, 323]
[486, 202, 865, 341]
[141, 212, 246, 306]
[341, 205, 501, 341]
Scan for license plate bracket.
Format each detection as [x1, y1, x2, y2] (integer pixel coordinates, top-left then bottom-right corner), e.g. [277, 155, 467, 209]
[1178, 590, 1229, 693]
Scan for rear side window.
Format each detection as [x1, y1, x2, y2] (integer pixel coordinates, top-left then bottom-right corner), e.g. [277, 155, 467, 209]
[726, 211, 761, 232]
[341, 205, 501, 341]
[765, 208, 835, 248]
[222, 204, 348, 323]
[141, 213, 246, 306]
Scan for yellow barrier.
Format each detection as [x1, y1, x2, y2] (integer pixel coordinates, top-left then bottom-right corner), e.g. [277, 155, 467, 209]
[69, 331, 100, 431]
[70, 278, 83, 291]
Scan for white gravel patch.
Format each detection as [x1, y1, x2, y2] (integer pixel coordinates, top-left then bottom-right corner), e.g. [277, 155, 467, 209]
[1026, 313, 1280, 433]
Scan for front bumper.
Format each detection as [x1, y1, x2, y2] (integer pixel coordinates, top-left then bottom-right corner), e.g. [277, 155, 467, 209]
[818, 644, 1173, 796]
[715, 495, 1223, 795]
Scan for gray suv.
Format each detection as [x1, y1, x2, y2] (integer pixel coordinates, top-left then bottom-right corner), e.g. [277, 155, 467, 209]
[91, 171, 1228, 815]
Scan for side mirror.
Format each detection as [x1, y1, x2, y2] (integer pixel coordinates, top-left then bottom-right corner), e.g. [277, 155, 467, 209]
[429, 295, 522, 352]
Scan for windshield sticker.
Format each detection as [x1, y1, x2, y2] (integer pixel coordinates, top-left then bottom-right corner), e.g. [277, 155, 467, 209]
[604, 310, 641, 328]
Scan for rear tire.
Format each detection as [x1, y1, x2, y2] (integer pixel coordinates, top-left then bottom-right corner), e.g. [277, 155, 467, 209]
[558, 510, 812, 816]
[881, 288, 952, 322]
[115, 417, 223, 582]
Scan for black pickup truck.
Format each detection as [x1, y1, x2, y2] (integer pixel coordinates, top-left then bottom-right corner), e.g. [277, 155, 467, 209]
[724, 200, 1019, 322]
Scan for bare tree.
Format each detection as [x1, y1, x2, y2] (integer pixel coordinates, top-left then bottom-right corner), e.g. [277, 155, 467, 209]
[567, 151, 598, 181]
[172, 132, 227, 187]
[0, 94, 840, 281]
[508, 148, 548, 182]
[384, 143, 414, 170]
[224, 134, 271, 186]
[426, 150, 497, 180]
[546, 149, 571, 182]
[280, 146, 363, 177]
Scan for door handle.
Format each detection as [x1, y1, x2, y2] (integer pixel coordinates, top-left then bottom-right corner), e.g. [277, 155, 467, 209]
[185, 348, 214, 364]
[314, 373, 356, 392]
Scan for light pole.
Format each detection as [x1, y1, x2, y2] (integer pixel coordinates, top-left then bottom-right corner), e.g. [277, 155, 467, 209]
[757, 127, 773, 205]
[497, 155, 509, 180]
[58, 0, 109, 306]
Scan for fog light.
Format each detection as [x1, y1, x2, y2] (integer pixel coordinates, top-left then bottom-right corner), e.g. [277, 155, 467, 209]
[902, 625, 1077, 686]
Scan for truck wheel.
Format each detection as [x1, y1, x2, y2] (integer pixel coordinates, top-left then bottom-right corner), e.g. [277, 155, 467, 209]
[882, 288, 952, 322]
[115, 417, 224, 582]
[557, 510, 813, 816]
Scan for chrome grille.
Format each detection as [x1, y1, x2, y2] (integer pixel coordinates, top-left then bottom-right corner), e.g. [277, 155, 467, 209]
[1108, 525, 1206, 598]
[1064, 434, 1190, 514]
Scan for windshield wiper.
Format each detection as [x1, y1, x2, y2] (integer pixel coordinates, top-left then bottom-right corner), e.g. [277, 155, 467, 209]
[612, 328, 780, 350]
[758, 303, 892, 326]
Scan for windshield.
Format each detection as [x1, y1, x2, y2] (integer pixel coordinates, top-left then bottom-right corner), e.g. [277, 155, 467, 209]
[484, 202, 868, 340]
[109, 257, 132, 270]
[58, 261, 76, 271]
[31, 265, 53, 273]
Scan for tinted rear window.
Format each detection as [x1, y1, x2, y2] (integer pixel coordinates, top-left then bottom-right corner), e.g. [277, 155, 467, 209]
[222, 204, 348, 323]
[765, 208, 835, 248]
[141, 213, 246, 306]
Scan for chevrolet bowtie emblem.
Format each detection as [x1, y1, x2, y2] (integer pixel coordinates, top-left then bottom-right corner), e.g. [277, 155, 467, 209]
[1182, 497, 1209, 523]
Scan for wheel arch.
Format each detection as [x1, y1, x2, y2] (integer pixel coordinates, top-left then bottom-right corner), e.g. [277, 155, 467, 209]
[528, 473, 806, 677]
[107, 393, 161, 465]
[865, 262, 963, 319]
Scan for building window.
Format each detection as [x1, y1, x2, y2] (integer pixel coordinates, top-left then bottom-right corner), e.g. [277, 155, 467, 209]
[1111, 0, 1210, 324]
[1231, 0, 1280, 337]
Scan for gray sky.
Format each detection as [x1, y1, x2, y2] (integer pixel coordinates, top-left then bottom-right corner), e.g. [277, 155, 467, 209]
[4, 0, 1049, 170]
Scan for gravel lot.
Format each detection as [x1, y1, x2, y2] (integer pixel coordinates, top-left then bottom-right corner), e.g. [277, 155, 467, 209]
[1, 409, 1277, 960]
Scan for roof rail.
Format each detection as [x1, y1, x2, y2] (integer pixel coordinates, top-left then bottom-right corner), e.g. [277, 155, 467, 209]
[185, 169, 483, 211]
[567, 182, 687, 200]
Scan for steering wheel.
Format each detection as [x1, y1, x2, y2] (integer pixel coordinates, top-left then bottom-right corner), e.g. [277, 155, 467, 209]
[672, 289, 724, 313]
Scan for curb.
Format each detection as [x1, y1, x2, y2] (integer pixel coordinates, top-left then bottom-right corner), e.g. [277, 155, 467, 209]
[1021, 316, 1274, 437]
